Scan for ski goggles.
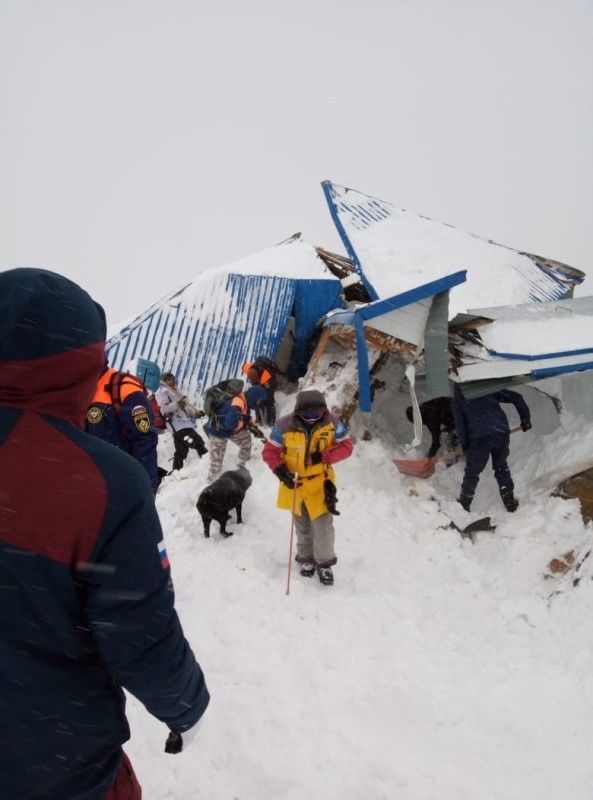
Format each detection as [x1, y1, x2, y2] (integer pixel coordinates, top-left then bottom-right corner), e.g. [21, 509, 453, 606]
[298, 408, 325, 422]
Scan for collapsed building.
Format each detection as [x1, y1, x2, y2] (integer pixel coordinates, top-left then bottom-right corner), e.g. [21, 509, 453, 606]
[107, 180, 593, 521]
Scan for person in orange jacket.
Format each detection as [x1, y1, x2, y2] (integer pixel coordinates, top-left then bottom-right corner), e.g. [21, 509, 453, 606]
[85, 359, 159, 492]
[203, 384, 267, 483]
[242, 356, 278, 425]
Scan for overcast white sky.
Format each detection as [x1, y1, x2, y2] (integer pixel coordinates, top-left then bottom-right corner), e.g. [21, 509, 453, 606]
[1, 0, 592, 324]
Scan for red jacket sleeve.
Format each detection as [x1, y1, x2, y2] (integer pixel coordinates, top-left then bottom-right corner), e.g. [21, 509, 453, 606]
[322, 437, 353, 465]
[262, 437, 284, 470]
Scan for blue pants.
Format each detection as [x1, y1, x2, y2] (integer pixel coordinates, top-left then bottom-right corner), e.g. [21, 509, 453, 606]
[461, 432, 513, 499]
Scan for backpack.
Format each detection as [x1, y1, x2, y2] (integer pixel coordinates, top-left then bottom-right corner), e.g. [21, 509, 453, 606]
[148, 393, 167, 432]
[106, 371, 163, 433]
[106, 371, 146, 411]
[203, 378, 244, 428]
[253, 355, 281, 376]
[135, 358, 161, 393]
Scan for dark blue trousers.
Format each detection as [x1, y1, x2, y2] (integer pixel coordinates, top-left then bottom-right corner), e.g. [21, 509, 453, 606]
[461, 432, 513, 499]
[255, 388, 276, 425]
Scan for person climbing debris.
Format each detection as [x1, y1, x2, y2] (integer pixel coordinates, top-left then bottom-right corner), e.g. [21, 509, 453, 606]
[452, 384, 531, 513]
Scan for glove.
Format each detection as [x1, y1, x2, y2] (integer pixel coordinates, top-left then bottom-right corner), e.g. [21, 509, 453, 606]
[323, 479, 340, 516]
[521, 420, 532, 432]
[274, 464, 298, 488]
[165, 719, 203, 754]
[248, 423, 266, 440]
[306, 451, 323, 466]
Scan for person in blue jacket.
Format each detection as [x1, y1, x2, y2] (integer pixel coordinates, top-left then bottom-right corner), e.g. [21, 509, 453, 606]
[85, 358, 159, 493]
[0, 268, 210, 800]
[452, 384, 532, 512]
[203, 384, 267, 483]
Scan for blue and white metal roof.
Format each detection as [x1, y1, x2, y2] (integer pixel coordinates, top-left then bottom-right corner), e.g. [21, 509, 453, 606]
[453, 296, 593, 389]
[324, 271, 468, 410]
[326, 271, 467, 345]
[322, 181, 584, 316]
[107, 238, 342, 397]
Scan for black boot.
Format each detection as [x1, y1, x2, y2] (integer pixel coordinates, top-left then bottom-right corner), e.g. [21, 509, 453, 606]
[501, 491, 519, 512]
[317, 566, 334, 586]
[299, 562, 315, 577]
[458, 493, 472, 512]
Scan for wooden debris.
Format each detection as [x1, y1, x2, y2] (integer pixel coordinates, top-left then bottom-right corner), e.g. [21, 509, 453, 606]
[307, 327, 332, 380]
[326, 324, 417, 356]
[555, 467, 593, 524]
[546, 551, 576, 576]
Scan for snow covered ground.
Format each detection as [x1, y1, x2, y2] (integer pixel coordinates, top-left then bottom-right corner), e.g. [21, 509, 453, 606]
[125, 386, 593, 800]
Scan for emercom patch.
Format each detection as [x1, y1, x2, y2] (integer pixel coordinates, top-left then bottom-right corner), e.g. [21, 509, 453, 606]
[132, 405, 151, 433]
[87, 406, 103, 425]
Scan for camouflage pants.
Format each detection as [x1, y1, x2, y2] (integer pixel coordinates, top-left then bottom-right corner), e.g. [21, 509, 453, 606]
[206, 429, 252, 483]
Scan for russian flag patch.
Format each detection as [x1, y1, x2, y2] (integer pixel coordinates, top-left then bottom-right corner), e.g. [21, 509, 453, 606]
[158, 539, 170, 570]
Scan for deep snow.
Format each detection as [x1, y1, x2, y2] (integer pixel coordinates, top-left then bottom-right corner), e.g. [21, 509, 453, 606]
[125, 382, 593, 800]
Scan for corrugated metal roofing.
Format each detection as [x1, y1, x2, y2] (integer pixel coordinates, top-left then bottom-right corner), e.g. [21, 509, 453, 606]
[108, 272, 297, 396]
[322, 271, 467, 410]
[325, 271, 467, 345]
[452, 295, 593, 394]
[106, 238, 342, 397]
[322, 180, 584, 315]
[466, 295, 593, 324]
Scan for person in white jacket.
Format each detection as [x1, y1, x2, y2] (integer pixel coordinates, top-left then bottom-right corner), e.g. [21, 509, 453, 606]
[155, 373, 208, 471]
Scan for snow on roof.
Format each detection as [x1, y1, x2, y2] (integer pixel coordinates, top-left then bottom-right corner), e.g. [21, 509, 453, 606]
[452, 296, 593, 389]
[205, 235, 334, 280]
[107, 236, 335, 337]
[107, 236, 342, 395]
[470, 296, 593, 359]
[322, 181, 581, 316]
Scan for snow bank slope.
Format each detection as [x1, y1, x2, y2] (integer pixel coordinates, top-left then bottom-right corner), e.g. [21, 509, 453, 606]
[126, 402, 593, 800]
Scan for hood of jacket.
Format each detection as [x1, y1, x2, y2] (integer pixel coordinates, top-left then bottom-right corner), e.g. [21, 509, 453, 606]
[294, 389, 327, 413]
[0, 268, 107, 428]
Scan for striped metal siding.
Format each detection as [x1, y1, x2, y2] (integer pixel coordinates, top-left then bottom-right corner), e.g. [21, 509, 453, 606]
[322, 180, 572, 306]
[107, 272, 296, 398]
[322, 180, 393, 232]
[321, 180, 380, 301]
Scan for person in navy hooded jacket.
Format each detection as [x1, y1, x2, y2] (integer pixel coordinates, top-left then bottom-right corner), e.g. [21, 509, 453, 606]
[85, 355, 159, 493]
[452, 383, 531, 512]
[0, 269, 209, 800]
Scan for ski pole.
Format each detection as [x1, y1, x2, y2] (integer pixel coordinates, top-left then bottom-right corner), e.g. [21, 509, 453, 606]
[285, 472, 299, 596]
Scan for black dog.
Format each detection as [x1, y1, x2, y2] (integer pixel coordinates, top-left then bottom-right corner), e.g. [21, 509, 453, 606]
[406, 397, 455, 458]
[196, 466, 253, 538]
